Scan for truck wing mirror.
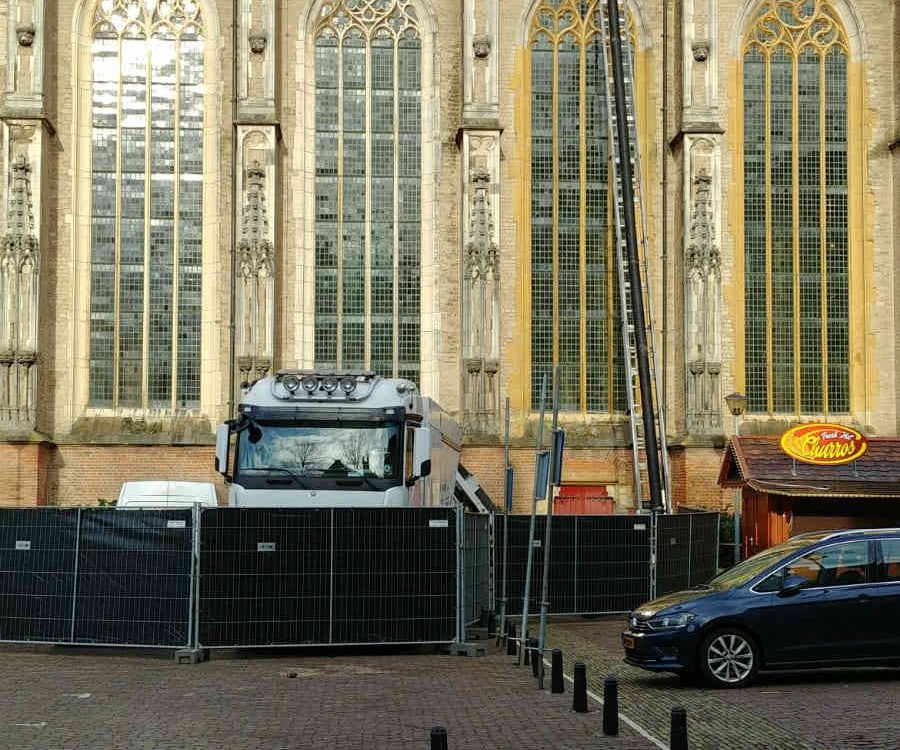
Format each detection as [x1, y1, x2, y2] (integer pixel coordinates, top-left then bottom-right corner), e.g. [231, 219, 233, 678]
[215, 424, 231, 478]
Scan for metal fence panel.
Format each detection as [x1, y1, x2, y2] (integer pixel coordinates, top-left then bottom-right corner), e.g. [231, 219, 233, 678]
[332, 508, 456, 644]
[199, 507, 457, 647]
[574, 515, 650, 613]
[687, 513, 719, 586]
[0, 508, 79, 643]
[496, 515, 647, 617]
[463, 513, 491, 625]
[72, 509, 194, 646]
[199, 508, 331, 647]
[657, 514, 692, 595]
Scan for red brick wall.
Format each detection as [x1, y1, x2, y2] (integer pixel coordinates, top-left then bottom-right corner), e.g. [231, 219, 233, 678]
[0, 442, 52, 506]
[677, 446, 731, 512]
[463, 444, 731, 514]
[48, 445, 226, 506]
[0, 438, 730, 511]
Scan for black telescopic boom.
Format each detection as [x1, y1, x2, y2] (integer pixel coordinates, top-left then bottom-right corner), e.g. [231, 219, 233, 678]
[606, 0, 664, 511]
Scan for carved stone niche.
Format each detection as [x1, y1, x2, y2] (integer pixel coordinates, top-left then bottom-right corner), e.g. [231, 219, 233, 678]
[692, 40, 710, 62]
[16, 23, 36, 48]
[473, 35, 491, 59]
[248, 28, 267, 54]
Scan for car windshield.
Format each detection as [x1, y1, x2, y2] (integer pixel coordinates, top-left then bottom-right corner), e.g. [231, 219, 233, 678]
[707, 536, 820, 590]
[236, 420, 401, 480]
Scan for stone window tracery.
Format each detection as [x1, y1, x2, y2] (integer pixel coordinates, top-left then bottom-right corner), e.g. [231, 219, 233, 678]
[88, 0, 205, 410]
[527, 0, 639, 412]
[313, 0, 422, 383]
[742, 0, 849, 414]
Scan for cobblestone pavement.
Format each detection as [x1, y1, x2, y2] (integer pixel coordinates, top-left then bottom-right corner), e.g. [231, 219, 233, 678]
[1, 643, 656, 750]
[548, 617, 900, 750]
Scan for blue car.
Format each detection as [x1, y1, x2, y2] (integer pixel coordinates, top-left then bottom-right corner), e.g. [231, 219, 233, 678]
[622, 528, 900, 687]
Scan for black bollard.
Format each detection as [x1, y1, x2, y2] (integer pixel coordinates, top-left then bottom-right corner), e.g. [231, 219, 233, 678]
[551, 649, 564, 694]
[531, 639, 541, 679]
[523, 637, 531, 665]
[572, 662, 588, 713]
[487, 611, 496, 637]
[602, 676, 619, 736]
[670, 707, 688, 750]
[506, 622, 517, 656]
[430, 726, 448, 750]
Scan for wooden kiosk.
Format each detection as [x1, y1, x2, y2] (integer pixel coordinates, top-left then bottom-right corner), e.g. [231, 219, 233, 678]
[718, 425, 900, 558]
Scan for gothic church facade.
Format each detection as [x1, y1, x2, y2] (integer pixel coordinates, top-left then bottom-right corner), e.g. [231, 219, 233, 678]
[0, 0, 896, 509]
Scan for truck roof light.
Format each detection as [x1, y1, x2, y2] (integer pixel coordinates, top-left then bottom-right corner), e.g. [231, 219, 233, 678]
[322, 375, 339, 393]
[301, 375, 318, 393]
[340, 377, 357, 394]
[281, 373, 301, 393]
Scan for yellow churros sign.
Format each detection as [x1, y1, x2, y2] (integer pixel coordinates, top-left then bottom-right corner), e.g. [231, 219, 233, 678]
[779, 423, 869, 466]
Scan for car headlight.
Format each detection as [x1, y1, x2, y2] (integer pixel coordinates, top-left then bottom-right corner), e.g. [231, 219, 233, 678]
[645, 612, 696, 630]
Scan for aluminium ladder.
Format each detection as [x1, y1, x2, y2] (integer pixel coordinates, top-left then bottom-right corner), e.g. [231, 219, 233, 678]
[597, 0, 672, 532]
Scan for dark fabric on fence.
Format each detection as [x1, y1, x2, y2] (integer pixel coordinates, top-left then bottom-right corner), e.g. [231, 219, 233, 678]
[657, 514, 692, 594]
[199, 507, 457, 647]
[496, 515, 652, 616]
[657, 512, 720, 595]
[73, 510, 193, 646]
[463, 513, 491, 625]
[199, 508, 331, 646]
[0, 508, 193, 647]
[0, 509, 79, 642]
[331, 509, 456, 644]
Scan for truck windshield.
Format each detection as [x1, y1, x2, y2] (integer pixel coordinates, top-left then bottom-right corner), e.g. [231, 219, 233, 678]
[236, 420, 402, 482]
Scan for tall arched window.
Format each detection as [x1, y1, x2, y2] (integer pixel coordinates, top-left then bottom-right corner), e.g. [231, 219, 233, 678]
[527, 1, 639, 412]
[313, 0, 421, 383]
[89, 0, 205, 410]
[742, 0, 849, 414]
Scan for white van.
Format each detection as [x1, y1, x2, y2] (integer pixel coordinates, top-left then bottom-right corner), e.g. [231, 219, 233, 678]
[116, 481, 219, 509]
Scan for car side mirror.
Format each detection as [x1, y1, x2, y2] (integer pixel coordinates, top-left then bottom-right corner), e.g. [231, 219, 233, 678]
[778, 574, 809, 597]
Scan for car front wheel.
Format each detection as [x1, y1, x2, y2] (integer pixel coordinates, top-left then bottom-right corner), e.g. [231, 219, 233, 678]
[699, 629, 759, 688]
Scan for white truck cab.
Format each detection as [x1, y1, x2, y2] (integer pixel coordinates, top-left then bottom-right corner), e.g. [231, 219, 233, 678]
[215, 370, 462, 508]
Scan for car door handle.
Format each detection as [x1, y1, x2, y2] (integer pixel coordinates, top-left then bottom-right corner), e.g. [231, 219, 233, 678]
[857, 594, 871, 605]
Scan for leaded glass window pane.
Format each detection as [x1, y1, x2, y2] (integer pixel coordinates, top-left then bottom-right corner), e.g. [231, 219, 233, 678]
[528, 2, 629, 413]
[742, 0, 849, 414]
[314, 3, 422, 384]
[88, 0, 205, 411]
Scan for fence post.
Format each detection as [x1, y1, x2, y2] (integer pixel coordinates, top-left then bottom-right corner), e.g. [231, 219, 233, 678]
[456, 504, 464, 643]
[573, 515, 579, 613]
[488, 512, 495, 613]
[329, 508, 335, 644]
[188, 503, 199, 648]
[687, 513, 693, 586]
[69, 507, 82, 643]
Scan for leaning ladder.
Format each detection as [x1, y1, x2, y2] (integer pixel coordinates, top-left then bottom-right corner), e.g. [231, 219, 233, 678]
[598, 0, 672, 523]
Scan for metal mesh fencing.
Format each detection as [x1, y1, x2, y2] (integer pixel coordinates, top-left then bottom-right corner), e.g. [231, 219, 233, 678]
[657, 514, 692, 594]
[463, 513, 492, 626]
[199, 507, 457, 647]
[657, 512, 721, 595]
[199, 508, 331, 647]
[0, 509, 79, 643]
[73, 509, 194, 647]
[495, 515, 652, 616]
[0, 508, 194, 647]
[332, 508, 456, 644]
